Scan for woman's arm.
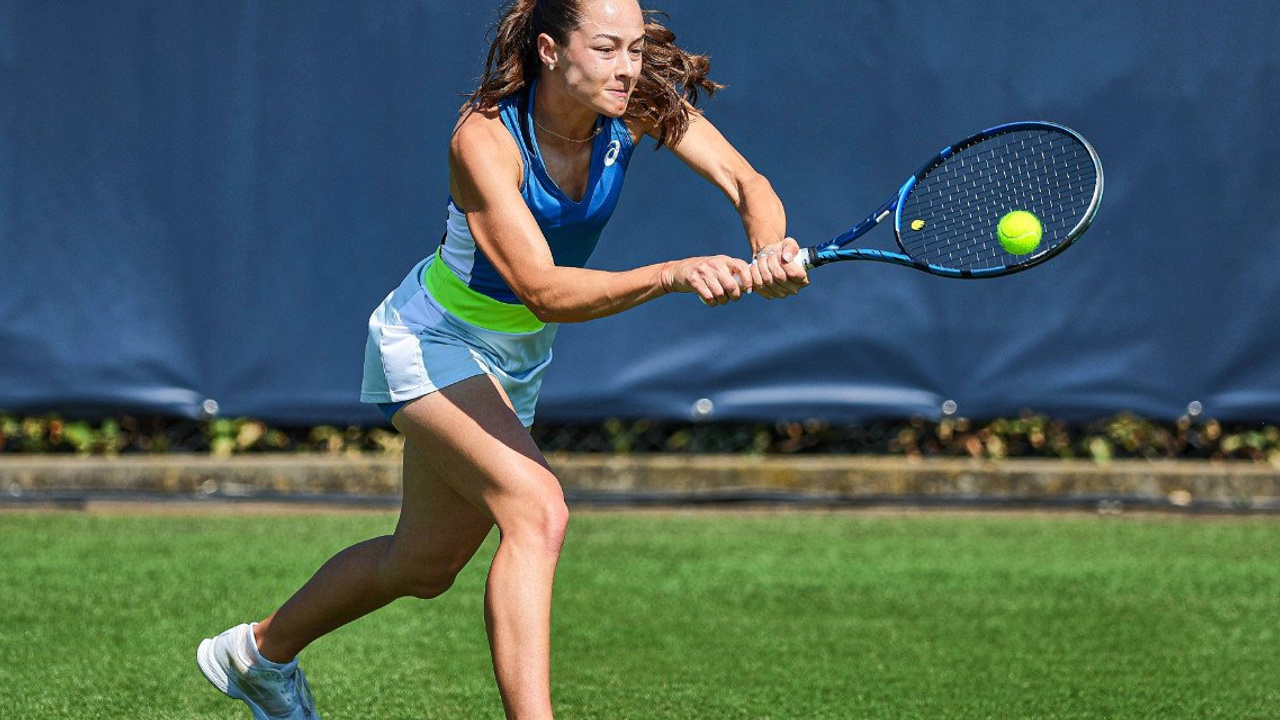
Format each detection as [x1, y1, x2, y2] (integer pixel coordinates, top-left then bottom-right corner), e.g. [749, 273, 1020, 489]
[659, 109, 808, 299]
[449, 110, 752, 323]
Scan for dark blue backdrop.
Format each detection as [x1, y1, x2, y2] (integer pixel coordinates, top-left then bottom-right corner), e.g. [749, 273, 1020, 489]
[2, 1, 1279, 424]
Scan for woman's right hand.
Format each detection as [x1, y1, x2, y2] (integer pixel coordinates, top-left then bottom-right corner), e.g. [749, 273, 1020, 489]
[661, 255, 755, 306]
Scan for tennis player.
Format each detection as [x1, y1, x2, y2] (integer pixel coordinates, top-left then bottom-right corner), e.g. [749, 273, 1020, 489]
[197, 1, 806, 718]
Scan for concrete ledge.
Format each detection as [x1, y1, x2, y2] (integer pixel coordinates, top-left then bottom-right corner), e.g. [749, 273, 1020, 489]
[0, 455, 402, 499]
[2, 454, 1279, 510]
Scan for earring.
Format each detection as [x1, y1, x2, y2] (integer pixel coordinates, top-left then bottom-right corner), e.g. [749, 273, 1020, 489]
[548, 63, 556, 71]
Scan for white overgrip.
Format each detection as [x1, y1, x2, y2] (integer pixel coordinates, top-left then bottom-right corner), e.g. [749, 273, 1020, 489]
[735, 248, 811, 294]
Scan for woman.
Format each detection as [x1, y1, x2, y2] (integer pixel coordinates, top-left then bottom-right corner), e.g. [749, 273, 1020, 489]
[197, 1, 807, 718]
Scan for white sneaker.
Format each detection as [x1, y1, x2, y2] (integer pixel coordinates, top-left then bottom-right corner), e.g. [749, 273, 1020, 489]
[197, 623, 319, 720]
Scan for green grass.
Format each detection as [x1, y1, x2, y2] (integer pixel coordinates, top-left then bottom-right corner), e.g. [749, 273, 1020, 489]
[1, 508, 1277, 719]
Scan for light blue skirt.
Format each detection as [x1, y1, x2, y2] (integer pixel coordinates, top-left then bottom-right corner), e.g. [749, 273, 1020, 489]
[360, 256, 557, 427]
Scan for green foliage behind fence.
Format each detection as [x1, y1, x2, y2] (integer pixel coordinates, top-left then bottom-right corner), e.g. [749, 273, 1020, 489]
[2, 413, 1278, 463]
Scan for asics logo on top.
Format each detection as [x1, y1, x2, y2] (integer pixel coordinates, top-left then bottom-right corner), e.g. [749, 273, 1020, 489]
[604, 140, 621, 167]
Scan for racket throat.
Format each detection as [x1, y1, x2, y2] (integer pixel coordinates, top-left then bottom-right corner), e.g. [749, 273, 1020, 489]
[829, 197, 898, 250]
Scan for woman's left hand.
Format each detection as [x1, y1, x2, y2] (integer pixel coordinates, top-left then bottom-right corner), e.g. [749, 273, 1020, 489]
[748, 238, 809, 299]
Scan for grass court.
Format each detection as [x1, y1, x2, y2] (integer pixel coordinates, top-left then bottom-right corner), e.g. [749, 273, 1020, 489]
[1, 507, 1277, 719]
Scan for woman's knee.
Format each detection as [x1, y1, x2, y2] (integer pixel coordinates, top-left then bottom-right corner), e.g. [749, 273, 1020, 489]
[404, 568, 461, 600]
[499, 493, 570, 557]
[380, 544, 476, 600]
[393, 556, 471, 600]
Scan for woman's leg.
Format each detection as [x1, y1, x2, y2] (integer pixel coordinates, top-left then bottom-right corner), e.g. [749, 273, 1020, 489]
[252, 425, 496, 662]
[254, 375, 565, 720]
[393, 376, 567, 720]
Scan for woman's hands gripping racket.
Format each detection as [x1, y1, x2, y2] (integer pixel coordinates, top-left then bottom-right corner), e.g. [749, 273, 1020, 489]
[766, 121, 1104, 280]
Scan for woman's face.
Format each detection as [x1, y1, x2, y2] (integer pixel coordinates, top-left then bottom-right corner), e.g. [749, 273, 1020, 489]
[544, 0, 645, 117]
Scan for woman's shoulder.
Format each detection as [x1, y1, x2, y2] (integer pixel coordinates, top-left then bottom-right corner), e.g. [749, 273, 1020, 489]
[451, 104, 519, 162]
[448, 104, 524, 199]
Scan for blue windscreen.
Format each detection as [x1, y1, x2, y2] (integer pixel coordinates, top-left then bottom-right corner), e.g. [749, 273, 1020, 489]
[2, 1, 1279, 425]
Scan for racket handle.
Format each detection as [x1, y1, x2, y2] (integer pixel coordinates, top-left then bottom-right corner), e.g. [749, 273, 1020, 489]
[795, 247, 815, 269]
[734, 247, 812, 294]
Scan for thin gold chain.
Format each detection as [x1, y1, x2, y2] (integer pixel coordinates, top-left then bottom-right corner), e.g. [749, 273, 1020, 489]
[534, 117, 601, 143]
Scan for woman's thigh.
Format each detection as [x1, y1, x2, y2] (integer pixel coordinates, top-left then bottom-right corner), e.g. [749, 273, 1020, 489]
[386, 375, 563, 565]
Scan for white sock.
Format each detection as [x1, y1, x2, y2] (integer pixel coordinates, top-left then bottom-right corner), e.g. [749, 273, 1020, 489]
[245, 623, 295, 672]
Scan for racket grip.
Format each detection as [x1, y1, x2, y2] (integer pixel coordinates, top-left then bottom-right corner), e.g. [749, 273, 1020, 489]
[795, 247, 815, 269]
[735, 247, 811, 293]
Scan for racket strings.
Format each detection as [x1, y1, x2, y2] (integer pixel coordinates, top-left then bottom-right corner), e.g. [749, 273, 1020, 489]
[899, 129, 1098, 271]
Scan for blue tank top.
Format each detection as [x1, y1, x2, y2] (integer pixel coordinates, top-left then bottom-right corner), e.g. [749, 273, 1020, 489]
[438, 79, 637, 304]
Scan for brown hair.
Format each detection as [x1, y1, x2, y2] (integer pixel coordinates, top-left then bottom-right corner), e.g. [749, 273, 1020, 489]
[467, 0, 722, 149]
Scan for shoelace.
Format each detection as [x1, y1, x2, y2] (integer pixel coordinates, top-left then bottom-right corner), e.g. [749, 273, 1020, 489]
[244, 665, 316, 718]
[292, 668, 317, 718]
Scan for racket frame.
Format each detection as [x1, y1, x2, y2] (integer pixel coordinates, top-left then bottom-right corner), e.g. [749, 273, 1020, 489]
[801, 121, 1104, 278]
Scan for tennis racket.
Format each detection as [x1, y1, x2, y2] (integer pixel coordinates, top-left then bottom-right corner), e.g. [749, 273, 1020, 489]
[779, 121, 1103, 279]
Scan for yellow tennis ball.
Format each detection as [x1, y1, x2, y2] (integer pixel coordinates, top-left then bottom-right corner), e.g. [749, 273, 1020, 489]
[997, 210, 1042, 255]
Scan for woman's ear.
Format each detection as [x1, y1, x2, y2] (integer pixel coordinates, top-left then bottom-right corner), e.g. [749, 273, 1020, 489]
[536, 33, 559, 71]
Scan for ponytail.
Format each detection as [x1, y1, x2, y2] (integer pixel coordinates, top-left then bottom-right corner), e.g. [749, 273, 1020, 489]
[632, 11, 722, 149]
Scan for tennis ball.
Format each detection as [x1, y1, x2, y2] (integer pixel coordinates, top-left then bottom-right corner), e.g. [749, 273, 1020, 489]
[997, 210, 1042, 255]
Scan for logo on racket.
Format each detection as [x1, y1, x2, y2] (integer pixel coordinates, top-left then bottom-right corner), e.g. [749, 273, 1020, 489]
[604, 140, 621, 167]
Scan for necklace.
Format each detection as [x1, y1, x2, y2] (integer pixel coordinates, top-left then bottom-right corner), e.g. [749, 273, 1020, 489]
[534, 116, 600, 143]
